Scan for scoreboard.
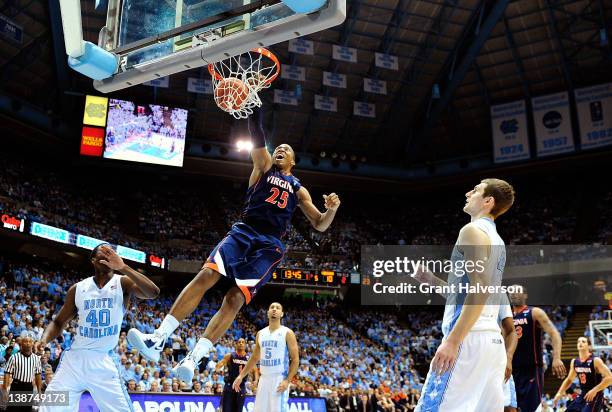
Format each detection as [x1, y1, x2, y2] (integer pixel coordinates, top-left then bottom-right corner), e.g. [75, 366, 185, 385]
[271, 269, 349, 287]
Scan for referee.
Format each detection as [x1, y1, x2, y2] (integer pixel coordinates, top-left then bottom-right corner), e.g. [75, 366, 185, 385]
[1, 337, 42, 411]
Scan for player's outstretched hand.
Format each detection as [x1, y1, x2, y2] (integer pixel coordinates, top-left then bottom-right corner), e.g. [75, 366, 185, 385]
[276, 379, 289, 393]
[551, 358, 566, 378]
[431, 340, 459, 375]
[323, 193, 341, 211]
[552, 393, 562, 407]
[99, 245, 125, 270]
[584, 388, 598, 402]
[232, 376, 243, 392]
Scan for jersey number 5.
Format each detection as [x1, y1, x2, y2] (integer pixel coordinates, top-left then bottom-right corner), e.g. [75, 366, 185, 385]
[265, 187, 289, 209]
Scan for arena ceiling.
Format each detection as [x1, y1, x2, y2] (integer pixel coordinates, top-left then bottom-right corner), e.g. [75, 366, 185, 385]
[0, 0, 611, 166]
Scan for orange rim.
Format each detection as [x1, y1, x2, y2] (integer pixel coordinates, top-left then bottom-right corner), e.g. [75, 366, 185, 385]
[208, 47, 281, 84]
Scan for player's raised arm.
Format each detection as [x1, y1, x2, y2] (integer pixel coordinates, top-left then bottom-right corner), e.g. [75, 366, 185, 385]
[248, 107, 273, 186]
[553, 359, 576, 407]
[297, 186, 340, 232]
[39, 284, 78, 347]
[532, 307, 566, 378]
[277, 329, 299, 393]
[585, 357, 612, 402]
[98, 245, 160, 299]
[233, 332, 261, 392]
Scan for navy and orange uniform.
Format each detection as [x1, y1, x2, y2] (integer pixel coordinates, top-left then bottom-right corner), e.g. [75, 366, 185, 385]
[512, 306, 544, 412]
[222, 352, 249, 412]
[566, 355, 604, 412]
[204, 165, 301, 304]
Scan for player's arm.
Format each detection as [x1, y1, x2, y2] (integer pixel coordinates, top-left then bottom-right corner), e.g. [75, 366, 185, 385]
[553, 359, 576, 406]
[39, 285, 78, 347]
[248, 107, 273, 187]
[96, 246, 159, 299]
[585, 357, 612, 402]
[501, 316, 518, 382]
[1, 355, 14, 400]
[233, 333, 261, 392]
[34, 372, 42, 393]
[278, 329, 299, 393]
[215, 353, 231, 372]
[432, 224, 490, 374]
[532, 307, 566, 378]
[297, 186, 340, 232]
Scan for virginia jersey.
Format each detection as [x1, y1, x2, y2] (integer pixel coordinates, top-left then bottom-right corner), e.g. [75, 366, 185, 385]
[573, 355, 601, 394]
[442, 217, 506, 336]
[226, 352, 248, 390]
[512, 306, 543, 369]
[71, 274, 124, 352]
[241, 165, 301, 238]
[258, 326, 290, 376]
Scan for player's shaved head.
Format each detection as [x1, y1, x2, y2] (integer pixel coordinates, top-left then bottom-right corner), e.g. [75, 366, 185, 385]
[269, 302, 283, 311]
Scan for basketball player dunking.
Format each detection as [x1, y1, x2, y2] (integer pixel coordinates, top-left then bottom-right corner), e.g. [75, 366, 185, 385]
[38, 244, 160, 412]
[553, 337, 612, 412]
[508, 288, 566, 412]
[128, 108, 340, 384]
[414, 179, 515, 412]
[215, 338, 254, 412]
[232, 302, 299, 412]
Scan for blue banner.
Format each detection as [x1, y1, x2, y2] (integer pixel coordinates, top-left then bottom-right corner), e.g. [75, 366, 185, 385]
[79, 392, 327, 412]
[30, 222, 72, 244]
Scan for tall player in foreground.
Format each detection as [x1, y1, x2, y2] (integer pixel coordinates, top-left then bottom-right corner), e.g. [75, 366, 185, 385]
[232, 302, 299, 412]
[509, 288, 566, 412]
[39, 244, 160, 412]
[553, 337, 612, 412]
[128, 107, 340, 383]
[414, 179, 515, 412]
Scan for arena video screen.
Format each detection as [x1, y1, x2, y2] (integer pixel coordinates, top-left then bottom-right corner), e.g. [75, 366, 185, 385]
[103, 99, 187, 167]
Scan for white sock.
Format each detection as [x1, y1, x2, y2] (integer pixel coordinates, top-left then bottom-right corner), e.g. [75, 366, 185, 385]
[191, 337, 213, 363]
[156, 315, 179, 339]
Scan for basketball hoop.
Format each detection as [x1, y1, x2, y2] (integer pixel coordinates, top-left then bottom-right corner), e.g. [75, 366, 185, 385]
[208, 48, 280, 119]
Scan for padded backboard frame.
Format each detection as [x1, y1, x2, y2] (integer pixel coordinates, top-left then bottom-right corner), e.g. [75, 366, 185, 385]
[93, 0, 345, 93]
[589, 319, 612, 351]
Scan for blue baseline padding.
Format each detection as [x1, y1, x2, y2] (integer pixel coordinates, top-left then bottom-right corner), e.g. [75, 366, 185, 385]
[281, 0, 326, 13]
[68, 41, 117, 81]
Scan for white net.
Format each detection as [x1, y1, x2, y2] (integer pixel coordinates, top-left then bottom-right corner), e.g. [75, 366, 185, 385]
[208, 48, 280, 119]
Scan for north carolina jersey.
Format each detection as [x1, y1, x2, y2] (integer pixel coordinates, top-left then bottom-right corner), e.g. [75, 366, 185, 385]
[70, 274, 124, 352]
[241, 165, 301, 238]
[441, 217, 506, 336]
[573, 355, 601, 394]
[512, 306, 543, 369]
[258, 326, 290, 376]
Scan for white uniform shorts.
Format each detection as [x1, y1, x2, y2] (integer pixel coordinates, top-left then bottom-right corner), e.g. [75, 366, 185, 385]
[503, 375, 517, 408]
[254, 373, 289, 412]
[415, 331, 507, 412]
[39, 349, 133, 412]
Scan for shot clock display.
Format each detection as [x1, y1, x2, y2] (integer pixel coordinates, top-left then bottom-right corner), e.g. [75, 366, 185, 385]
[271, 269, 348, 287]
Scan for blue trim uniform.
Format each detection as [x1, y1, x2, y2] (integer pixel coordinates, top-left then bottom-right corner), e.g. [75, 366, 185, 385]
[566, 355, 604, 412]
[204, 165, 301, 303]
[512, 306, 544, 412]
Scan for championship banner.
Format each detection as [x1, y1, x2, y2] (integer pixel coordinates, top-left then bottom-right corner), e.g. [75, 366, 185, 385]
[364, 78, 387, 95]
[187, 77, 213, 94]
[490, 100, 530, 163]
[354, 101, 375, 118]
[375, 52, 399, 70]
[314, 94, 338, 112]
[288, 38, 314, 55]
[143, 76, 169, 88]
[574, 82, 612, 150]
[79, 393, 327, 412]
[83, 95, 108, 127]
[274, 89, 298, 106]
[332, 45, 357, 63]
[80, 126, 105, 157]
[532, 92, 575, 157]
[323, 71, 347, 88]
[281, 64, 306, 81]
